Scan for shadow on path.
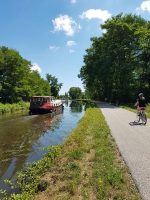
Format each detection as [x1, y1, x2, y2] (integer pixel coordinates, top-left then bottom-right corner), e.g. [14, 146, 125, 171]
[95, 101, 116, 109]
[129, 121, 146, 126]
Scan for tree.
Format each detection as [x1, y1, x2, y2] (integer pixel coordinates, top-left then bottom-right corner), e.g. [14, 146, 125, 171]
[68, 87, 82, 99]
[0, 46, 51, 103]
[27, 71, 51, 97]
[134, 24, 150, 99]
[79, 14, 150, 103]
[0, 46, 31, 102]
[46, 74, 62, 97]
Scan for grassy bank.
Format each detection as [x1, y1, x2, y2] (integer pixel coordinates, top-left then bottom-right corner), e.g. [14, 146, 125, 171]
[121, 104, 150, 118]
[1, 107, 141, 200]
[0, 102, 29, 114]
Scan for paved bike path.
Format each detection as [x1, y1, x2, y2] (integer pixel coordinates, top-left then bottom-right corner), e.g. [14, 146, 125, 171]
[97, 102, 150, 200]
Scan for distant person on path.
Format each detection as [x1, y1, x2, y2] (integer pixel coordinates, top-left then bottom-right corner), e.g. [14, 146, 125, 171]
[134, 93, 148, 115]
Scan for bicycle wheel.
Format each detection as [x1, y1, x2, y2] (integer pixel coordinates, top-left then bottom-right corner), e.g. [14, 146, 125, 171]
[141, 112, 147, 124]
[136, 113, 140, 122]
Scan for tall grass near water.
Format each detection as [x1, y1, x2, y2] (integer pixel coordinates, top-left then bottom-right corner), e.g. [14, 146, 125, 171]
[0, 102, 29, 114]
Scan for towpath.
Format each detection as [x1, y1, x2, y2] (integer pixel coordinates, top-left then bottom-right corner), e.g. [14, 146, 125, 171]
[97, 102, 150, 200]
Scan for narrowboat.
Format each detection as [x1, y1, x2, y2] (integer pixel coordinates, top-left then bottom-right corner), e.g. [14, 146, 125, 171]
[29, 96, 63, 115]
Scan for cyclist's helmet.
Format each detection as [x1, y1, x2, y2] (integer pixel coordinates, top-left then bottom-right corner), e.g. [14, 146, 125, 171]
[138, 93, 143, 97]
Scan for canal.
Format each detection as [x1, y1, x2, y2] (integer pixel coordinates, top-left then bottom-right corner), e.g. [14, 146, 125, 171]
[0, 100, 86, 192]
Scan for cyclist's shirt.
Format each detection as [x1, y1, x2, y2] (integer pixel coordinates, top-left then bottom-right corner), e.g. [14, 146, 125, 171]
[138, 97, 147, 107]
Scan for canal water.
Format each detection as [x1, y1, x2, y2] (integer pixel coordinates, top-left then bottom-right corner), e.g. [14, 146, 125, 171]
[0, 101, 86, 192]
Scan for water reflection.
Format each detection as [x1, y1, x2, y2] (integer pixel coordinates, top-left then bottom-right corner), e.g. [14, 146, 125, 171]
[70, 100, 83, 112]
[63, 100, 69, 107]
[0, 101, 86, 191]
[84, 100, 96, 110]
[0, 113, 62, 169]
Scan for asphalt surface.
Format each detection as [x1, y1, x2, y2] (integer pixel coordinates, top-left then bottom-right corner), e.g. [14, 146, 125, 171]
[97, 102, 150, 200]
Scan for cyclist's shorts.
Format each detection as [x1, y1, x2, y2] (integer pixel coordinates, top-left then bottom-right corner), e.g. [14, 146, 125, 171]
[138, 106, 146, 110]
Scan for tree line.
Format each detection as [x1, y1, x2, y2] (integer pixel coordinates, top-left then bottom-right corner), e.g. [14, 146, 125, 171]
[0, 46, 62, 103]
[79, 14, 150, 103]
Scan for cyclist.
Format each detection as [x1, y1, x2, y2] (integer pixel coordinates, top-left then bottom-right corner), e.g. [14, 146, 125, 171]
[134, 93, 147, 115]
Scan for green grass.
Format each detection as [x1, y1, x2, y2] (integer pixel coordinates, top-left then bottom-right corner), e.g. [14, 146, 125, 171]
[35, 107, 140, 199]
[91, 109, 140, 199]
[0, 146, 62, 200]
[0, 102, 29, 114]
[1, 107, 141, 200]
[146, 105, 150, 118]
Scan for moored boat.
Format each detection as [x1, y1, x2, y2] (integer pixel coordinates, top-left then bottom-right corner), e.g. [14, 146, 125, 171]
[29, 96, 63, 115]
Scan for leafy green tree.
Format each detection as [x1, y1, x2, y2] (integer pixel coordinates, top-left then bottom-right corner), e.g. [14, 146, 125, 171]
[79, 14, 150, 103]
[0, 46, 51, 103]
[46, 74, 62, 97]
[134, 24, 150, 98]
[68, 87, 82, 99]
[27, 71, 51, 97]
[0, 46, 31, 102]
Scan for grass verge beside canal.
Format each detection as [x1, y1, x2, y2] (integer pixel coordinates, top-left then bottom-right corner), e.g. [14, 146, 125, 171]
[0, 102, 29, 114]
[1, 107, 141, 200]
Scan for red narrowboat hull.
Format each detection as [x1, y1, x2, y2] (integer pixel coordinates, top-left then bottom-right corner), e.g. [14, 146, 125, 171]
[29, 96, 63, 115]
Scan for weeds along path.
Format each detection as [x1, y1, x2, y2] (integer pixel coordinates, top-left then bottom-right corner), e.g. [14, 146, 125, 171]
[97, 102, 150, 200]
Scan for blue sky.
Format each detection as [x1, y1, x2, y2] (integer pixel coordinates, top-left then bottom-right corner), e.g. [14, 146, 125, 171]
[0, 0, 150, 94]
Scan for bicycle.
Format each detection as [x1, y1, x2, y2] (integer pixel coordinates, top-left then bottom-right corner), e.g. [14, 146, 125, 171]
[129, 95, 148, 126]
[136, 108, 147, 125]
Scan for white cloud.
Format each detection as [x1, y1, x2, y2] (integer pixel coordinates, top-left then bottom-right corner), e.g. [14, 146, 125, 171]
[52, 15, 81, 36]
[31, 63, 42, 73]
[70, 0, 76, 3]
[136, 0, 150, 12]
[49, 46, 60, 51]
[80, 9, 111, 22]
[66, 40, 76, 47]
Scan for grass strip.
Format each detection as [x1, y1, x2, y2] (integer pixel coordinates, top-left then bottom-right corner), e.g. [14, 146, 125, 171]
[1, 107, 141, 200]
[0, 146, 62, 200]
[0, 102, 29, 114]
[34, 107, 141, 200]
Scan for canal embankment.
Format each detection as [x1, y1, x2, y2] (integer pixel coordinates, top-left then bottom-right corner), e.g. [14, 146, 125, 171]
[2, 106, 141, 200]
[0, 102, 29, 114]
[0, 101, 85, 199]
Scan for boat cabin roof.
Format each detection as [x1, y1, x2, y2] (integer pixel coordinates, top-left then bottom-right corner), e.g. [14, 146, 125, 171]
[31, 96, 54, 98]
